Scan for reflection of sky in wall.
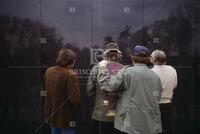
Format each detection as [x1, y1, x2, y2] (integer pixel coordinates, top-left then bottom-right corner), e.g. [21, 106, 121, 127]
[0, 0, 189, 48]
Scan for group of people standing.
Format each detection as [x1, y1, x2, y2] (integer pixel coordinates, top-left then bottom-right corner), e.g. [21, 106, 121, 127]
[42, 43, 177, 134]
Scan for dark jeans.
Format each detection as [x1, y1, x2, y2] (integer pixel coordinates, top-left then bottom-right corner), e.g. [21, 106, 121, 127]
[92, 120, 117, 134]
[114, 128, 128, 134]
[159, 103, 175, 134]
[51, 127, 75, 134]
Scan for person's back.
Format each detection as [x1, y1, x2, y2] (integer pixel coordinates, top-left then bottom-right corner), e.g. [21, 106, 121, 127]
[87, 43, 123, 134]
[45, 66, 67, 98]
[87, 62, 120, 122]
[151, 50, 177, 134]
[44, 66, 80, 127]
[43, 49, 80, 134]
[98, 46, 163, 134]
[151, 65, 177, 104]
[114, 64, 162, 134]
[126, 65, 161, 109]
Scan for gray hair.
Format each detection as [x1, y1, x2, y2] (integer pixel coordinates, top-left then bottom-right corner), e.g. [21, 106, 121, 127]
[151, 50, 166, 65]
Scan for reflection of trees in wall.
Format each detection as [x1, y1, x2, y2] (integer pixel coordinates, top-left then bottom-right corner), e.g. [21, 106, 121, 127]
[150, 15, 193, 57]
[117, 25, 132, 64]
[0, 15, 93, 125]
[104, 36, 115, 46]
[186, 1, 200, 109]
[103, 1, 196, 64]
[0, 15, 64, 125]
[0, 0, 199, 128]
[0, 15, 64, 66]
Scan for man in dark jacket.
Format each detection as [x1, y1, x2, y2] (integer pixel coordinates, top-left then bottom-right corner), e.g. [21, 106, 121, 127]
[43, 49, 81, 134]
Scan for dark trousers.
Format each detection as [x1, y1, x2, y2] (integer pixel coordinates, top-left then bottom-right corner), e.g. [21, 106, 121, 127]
[51, 127, 75, 134]
[92, 120, 118, 134]
[159, 103, 175, 134]
[114, 128, 128, 134]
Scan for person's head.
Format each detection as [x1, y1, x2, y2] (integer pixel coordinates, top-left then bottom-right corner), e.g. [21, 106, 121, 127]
[104, 43, 122, 62]
[130, 45, 150, 64]
[56, 49, 77, 67]
[151, 50, 166, 65]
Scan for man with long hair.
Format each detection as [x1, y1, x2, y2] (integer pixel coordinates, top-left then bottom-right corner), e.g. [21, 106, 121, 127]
[43, 49, 81, 134]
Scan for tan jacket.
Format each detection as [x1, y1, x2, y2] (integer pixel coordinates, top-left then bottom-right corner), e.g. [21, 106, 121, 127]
[87, 61, 123, 122]
[43, 66, 81, 128]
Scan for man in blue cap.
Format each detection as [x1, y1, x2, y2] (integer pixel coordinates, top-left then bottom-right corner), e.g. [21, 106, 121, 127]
[98, 45, 163, 134]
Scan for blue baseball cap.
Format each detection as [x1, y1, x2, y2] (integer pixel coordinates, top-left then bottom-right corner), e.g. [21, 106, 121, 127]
[133, 45, 150, 56]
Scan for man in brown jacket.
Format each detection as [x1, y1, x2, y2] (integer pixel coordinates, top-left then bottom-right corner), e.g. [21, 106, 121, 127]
[43, 49, 81, 134]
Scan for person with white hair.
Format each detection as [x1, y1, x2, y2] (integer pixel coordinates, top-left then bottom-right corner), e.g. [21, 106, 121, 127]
[151, 50, 177, 134]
